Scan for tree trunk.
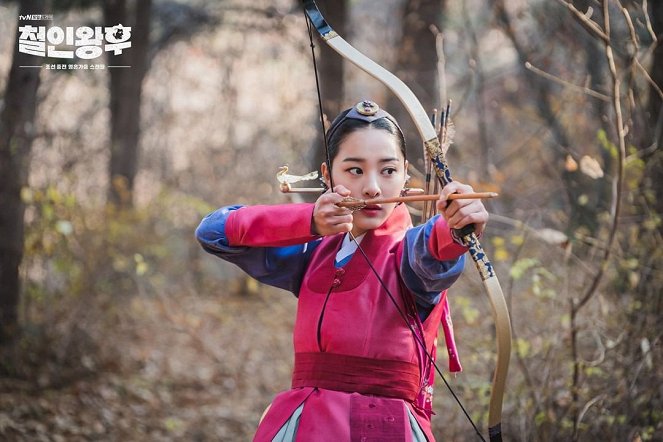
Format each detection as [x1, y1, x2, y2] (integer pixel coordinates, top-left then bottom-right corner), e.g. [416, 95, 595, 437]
[104, 0, 152, 207]
[0, 0, 45, 345]
[462, 1, 490, 178]
[635, 0, 663, 306]
[646, 0, 663, 226]
[571, 0, 613, 204]
[387, 0, 445, 171]
[495, 0, 609, 234]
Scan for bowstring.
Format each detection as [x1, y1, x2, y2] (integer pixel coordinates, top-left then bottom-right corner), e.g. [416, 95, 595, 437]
[305, 13, 334, 191]
[303, 11, 486, 442]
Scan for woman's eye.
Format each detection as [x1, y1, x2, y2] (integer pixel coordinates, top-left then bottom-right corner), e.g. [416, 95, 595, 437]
[347, 167, 363, 175]
[383, 167, 397, 175]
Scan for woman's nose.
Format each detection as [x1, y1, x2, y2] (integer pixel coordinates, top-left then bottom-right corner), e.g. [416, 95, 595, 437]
[363, 173, 381, 197]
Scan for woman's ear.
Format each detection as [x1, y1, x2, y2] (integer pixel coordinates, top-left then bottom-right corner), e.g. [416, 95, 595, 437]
[321, 162, 331, 189]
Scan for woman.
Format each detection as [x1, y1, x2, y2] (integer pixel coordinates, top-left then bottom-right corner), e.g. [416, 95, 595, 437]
[195, 100, 489, 441]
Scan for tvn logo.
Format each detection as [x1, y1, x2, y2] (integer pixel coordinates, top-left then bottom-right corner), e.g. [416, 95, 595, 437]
[19, 14, 53, 21]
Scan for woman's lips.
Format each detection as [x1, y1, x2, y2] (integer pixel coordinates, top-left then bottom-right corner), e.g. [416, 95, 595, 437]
[361, 205, 382, 216]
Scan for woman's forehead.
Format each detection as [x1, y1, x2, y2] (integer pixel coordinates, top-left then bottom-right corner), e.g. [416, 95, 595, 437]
[336, 128, 404, 161]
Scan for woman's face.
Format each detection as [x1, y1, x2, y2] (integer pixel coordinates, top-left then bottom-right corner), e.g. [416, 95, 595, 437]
[322, 127, 408, 237]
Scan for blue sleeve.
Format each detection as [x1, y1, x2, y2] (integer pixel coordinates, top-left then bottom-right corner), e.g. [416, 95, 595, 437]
[195, 205, 320, 294]
[401, 216, 466, 308]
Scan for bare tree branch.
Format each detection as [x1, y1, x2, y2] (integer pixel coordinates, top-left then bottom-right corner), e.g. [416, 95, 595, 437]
[556, 0, 610, 42]
[524, 61, 611, 102]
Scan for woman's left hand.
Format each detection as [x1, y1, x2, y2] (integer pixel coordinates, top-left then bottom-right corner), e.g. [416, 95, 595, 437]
[436, 181, 489, 237]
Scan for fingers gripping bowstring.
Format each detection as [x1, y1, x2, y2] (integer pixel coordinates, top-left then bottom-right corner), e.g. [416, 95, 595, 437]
[303, 12, 485, 442]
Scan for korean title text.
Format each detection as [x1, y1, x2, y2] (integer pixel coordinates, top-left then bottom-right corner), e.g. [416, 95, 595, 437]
[18, 25, 132, 59]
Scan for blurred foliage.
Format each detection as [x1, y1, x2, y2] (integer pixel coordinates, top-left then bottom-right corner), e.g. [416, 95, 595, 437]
[21, 184, 214, 303]
[2, 184, 213, 378]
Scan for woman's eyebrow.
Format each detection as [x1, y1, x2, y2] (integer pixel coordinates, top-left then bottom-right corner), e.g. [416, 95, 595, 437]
[341, 157, 365, 163]
[341, 157, 399, 163]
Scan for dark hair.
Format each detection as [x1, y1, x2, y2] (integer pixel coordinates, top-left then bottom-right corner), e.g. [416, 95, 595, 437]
[325, 109, 406, 166]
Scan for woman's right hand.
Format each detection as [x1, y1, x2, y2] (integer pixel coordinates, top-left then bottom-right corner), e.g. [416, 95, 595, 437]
[312, 185, 354, 236]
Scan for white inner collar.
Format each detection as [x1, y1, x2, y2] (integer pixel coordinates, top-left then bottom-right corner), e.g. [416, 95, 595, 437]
[335, 233, 365, 264]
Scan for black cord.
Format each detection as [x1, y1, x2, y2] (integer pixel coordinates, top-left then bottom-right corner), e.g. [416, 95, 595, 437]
[305, 13, 334, 191]
[316, 286, 333, 352]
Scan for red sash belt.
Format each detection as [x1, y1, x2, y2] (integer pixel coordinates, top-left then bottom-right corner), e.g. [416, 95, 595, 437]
[292, 352, 421, 402]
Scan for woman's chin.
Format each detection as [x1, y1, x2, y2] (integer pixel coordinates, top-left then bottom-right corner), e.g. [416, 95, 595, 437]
[352, 212, 388, 235]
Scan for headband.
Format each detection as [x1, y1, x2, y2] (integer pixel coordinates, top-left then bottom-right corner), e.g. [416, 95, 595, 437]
[325, 100, 405, 150]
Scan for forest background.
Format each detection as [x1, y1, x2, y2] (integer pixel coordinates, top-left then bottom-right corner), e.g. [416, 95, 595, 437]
[0, 0, 661, 440]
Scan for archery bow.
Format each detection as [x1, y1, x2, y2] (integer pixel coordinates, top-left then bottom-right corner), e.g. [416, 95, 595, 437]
[301, 2, 512, 441]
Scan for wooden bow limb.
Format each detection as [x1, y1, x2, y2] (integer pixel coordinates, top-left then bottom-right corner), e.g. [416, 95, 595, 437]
[336, 192, 498, 211]
[276, 166, 320, 193]
[279, 182, 324, 193]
